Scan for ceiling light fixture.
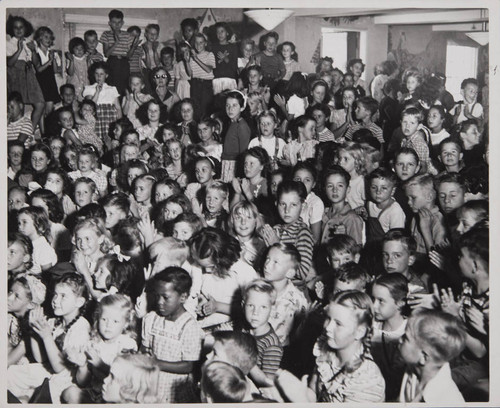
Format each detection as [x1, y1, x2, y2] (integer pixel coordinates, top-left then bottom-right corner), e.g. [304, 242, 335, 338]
[244, 9, 294, 31]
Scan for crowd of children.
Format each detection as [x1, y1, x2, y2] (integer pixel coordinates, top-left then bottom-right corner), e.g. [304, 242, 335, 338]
[7, 8, 489, 404]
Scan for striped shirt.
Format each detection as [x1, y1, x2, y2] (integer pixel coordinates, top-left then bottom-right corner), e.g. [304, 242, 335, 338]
[273, 220, 314, 281]
[317, 127, 335, 143]
[8, 115, 34, 145]
[401, 131, 437, 175]
[254, 326, 283, 377]
[100, 30, 133, 57]
[345, 122, 384, 144]
[189, 51, 215, 80]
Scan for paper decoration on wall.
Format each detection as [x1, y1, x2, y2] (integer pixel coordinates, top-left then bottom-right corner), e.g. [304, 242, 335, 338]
[199, 9, 218, 35]
[310, 38, 321, 64]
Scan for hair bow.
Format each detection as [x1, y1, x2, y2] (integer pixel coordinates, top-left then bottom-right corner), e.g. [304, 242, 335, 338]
[231, 89, 248, 110]
[24, 274, 47, 305]
[112, 245, 130, 262]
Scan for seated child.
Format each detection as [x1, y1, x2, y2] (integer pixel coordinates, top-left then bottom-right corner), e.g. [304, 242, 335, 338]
[202, 181, 229, 229]
[438, 137, 464, 174]
[456, 199, 488, 235]
[73, 177, 99, 210]
[451, 78, 483, 127]
[398, 309, 466, 403]
[7, 91, 34, 148]
[332, 262, 370, 296]
[200, 361, 249, 403]
[68, 146, 108, 197]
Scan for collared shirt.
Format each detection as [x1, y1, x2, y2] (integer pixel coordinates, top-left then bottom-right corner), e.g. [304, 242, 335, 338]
[100, 30, 133, 57]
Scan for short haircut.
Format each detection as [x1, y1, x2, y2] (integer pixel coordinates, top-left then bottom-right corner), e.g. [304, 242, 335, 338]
[395, 147, 420, 165]
[383, 78, 403, 96]
[403, 173, 436, 200]
[401, 106, 424, 123]
[326, 234, 360, 256]
[59, 83, 75, 94]
[457, 226, 488, 271]
[367, 167, 398, 186]
[456, 199, 488, 223]
[173, 212, 205, 236]
[323, 165, 351, 187]
[8, 91, 23, 105]
[277, 179, 307, 202]
[407, 309, 466, 363]
[247, 64, 262, 75]
[108, 9, 124, 20]
[127, 26, 141, 35]
[74, 177, 98, 194]
[266, 242, 301, 269]
[363, 145, 383, 167]
[149, 237, 189, 266]
[84, 30, 98, 40]
[211, 331, 258, 375]
[160, 46, 175, 58]
[152, 266, 192, 295]
[434, 172, 466, 191]
[243, 279, 277, 304]
[201, 361, 248, 403]
[146, 23, 160, 33]
[438, 136, 463, 154]
[461, 78, 478, 89]
[206, 180, 229, 199]
[181, 18, 198, 31]
[372, 273, 409, 304]
[355, 96, 379, 116]
[382, 228, 417, 255]
[69, 37, 86, 54]
[306, 103, 331, 119]
[335, 262, 370, 289]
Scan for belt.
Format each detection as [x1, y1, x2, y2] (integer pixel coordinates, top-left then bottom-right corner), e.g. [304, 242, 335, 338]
[191, 78, 212, 82]
[108, 55, 127, 60]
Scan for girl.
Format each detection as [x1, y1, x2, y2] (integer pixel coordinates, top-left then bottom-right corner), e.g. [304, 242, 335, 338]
[44, 166, 77, 217]
[231, 147, 270, 206]
[393, 148, 420, 226]
[66, 37, 89, 102]
[275, 290, 385, 403]
[72, 217, 114, 296]
[238, 39, 255, 73]
[174, 43, 192, 99]
[83, 61, 122, 152]
[221, 91, 251, 182]
[456, 199, 488, 235]
[227, 200, 266, 269]
[156, 193, 192, 236]
[17, 206, 57, 274]
[331, 86, 357, 143]
[197, 117, 223, 161]
[185, 156, 219, 214]
[32, 27, 61, 125]
[150, 66, 180, 114]
[65, 294, 137, 403]
[155, 122, 180, 145]
[8, 232, 33, 279]
[165, 138, 188, 187]
[427, 104, 450, 152]
[61, 144, 78, 172]
[190, 227, 258, 331]
[253, 31, 286, 87]
[125, 159, 149, 192]
[283, 115, 318, 167]
[248, 110, 286, 170]
[29, 143, 54, 186]
[279, 41, 300, 81]
[274, 72, 309, 122]
[58, 107, 82, 148]
[8, 275, 46, 367]
[68, 146, 108, 197]
[132, 173, 156, 217]
[102, 354, 161, 403]
[7, 273, 91, 404]
[308, 80, 331, 108]
[100, 192, 130, 232]
[402, 68, 422, 104]
[336, 142, 367, 211]
[49, 137, 66, 167]
[30, 189, 72, 262]
[154, 177, 181, 204]
[293, 162, 324, 243]
[371, 273, 409, 401]
[137, 99, 165, 148]
[122, 73, 153, 129]
[348, 58, 367, 97]
[211, 22, 239, 95]
[178, 99, 198, 145]
[75, 100, 103, 156]
[6, 15, 45, 132]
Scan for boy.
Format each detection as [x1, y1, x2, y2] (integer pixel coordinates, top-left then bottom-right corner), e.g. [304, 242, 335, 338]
[203, 181, 229, 229]
[404, 174, 447, 257]
[73, 177, 99, 209]
[142, 24, 161, 92]
[159, 46, 176, 91]
[126, 26, 144, 76]
[321, 166, 364, 245]
[366, 168, 406, 242]
[201, 361, 248, 403]
[307, 104, 334, 142]
[179, 18, 199, 48]
[399, 107, 437, 175]
[399, 309, 466, 403]
[435, 172, 466, 246]
[7, 92, 34, 147]
[262, 243, 308, 347]
[379, 78, 404, 144]
[141, 267, 203, 403]
[187, 33, 215, 118]
[381, 229, 428, 294]
[451, 78, 483, 126]
[243, 279, 283, 382]
[84, 30, 104, 64]
[345, 96, 384, 145]
[100, 9, 134, 95]
[438, 137, 463, 174]
[332, 261, 370, 295]
[8, 141, 25, 181]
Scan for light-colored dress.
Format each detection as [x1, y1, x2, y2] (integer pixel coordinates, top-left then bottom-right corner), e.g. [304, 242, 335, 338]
[174, 61, 191, 99]
[67, 55, 89, 102]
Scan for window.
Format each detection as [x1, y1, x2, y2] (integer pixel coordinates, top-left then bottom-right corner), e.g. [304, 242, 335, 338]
[445, 42, 478, 101]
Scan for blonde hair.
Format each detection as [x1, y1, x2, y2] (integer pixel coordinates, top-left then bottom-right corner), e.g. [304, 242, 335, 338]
[93, 294, 136, 340]
[403, 173, 436, 201]
[73, 217, 114, 253]
[243, 278, 277, 304]
[337, 141, 367, 176]
[149, 237, 189, 266]
[228, 200, 264, 237]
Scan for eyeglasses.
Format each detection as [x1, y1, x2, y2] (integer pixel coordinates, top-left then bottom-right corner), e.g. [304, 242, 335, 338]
[154, 74, 168, 79]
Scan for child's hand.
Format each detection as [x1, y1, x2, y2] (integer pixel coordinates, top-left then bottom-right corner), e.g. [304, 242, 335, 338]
[137, 213, 157, 248]
[454, 103, 463, 118]
[66, 347, 88, 367]
[354, 206, 368, 220]
[72, 249, 90, 275]
[26, 41, 36, 52]
[240, 178, 253, 199]
[439, 287, 462, 317]
[231, 177, 243, 195]
[263, 86, 271, 104]
[260, 224, 280, 246]
[273, 94, 286, 109]
[314, 281, 325, 300]
[17, 38, 26, 51]
[464, 304, 488, 335]
[143, 264, 154, 281]
[417, 207, 433, 232]
[463, 103, 475, 119]
[85, 345, 104, 368]
[29, 306, 52, 340]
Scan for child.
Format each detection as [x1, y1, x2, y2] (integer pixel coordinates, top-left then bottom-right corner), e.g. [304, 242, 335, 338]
[178, 98, 198, 145]
[203, 181, 229, 229]
[398, 310, 466, 403]
[57, 106, 82, 148]
[435, 173, 466, 244]
[293, 162, 324, 243]
[274, 71, 309, 121]
[65, 37, 89, 102]
[379, 78, 404, 144]
[8, 141, 25, 181]
[174, 42, 192, 99]
[309, 103, 335, 142]
[211, 22, 238, 94]
[201, 361, 249, 403]
[336, 142, 367, 211]
[122, 74, 153, 129]
[154, 177, 181, 204]
[331, 86, 357, 143]
[185, 155, 218, 214]
[261, 180, 314, 284]
[7, 92, 34, 147]
[101, 192, 130, 232]
[8, 232, 33, 279]
[457, 119, 484, 169]
[321, 166, 364, 245]
[197, 118, 222, 160]
[8, 275, 46, 366]
[232, 147, 270, 206]
[99, 9, 134, 96]
[238, 38, 255, 73]
[400, 107, 437, 175]
[393, 147, 420, 226]
[221, 91, 251, 182]
[187, 33, 215, 118]
[243, 65, 269, 107]
[283, 115, 318, 167]
[279, 41, 300, 81]
[142, 24, 161, 90]
[159, 46, 176, 91]
[102, 354, 161, 403]
[248, 110, 285, 170]
[141, 267, 203, 402]
[275, 290, 385, 403]
[427, 104, 450, 150]
[438, 137, 464, 174]
[68, 146, 108, 197]
[345, 96, 384, 145]
[243, 279, 283, 381]
[76, 100, 103, 155]
[401, 68, 422, 103]
[126, 26, 143, 77]
[190, 228, 258, 331]
[228, 200, 266, 269]
[44, 167, 77, 217]
[83, 61, 122, 151]
[17, 206, 57, 274]
[404, 174, 447, 257]
[348, 58, 367, 96]
[451, 78, 483, 126]
[381, 229, 428, 294]
[164, 139, 187, 187]
[456, 199, 488, 235]
[332, 262, 371, 295]
[8, 186, 28, 214]
[366, 168, 406, 242]
[263, 243, 309, 347]
[84, 30, 104, 65]
[7, 273, 91, 403]
[370, 273, 409, 401]
[132, 173, 155, 216]
[64, 294, 137, 403]
[92, 255, 138, 300]
[253, 31, 286, 87]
